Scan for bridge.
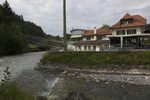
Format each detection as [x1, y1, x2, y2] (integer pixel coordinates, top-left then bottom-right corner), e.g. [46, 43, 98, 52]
[25, 35, 64, 47]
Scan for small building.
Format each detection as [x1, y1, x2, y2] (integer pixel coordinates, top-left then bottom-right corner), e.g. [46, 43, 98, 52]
[72, 27, 112, 51]
[70, 29, 86, 41]
[107, 13, 150, 49]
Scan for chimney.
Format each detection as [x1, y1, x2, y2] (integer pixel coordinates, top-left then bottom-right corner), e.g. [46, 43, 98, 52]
[94, 27, 97, 40]
[94, 27, 97, 34]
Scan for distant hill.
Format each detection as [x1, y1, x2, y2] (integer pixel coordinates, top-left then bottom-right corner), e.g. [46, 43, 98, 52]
[0, 0, 50, 55]
[0, 0, 47, 38]
[15, 14, 47, 38]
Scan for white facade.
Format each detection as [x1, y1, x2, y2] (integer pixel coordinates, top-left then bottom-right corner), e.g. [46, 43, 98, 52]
[111, 27, 145, 36]
[82, 36, 94, 41]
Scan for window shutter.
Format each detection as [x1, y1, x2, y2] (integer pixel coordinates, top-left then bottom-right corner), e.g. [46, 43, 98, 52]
[127, 30, 129, 35]
[117, 31, 118, 35]
[134, 29, 136, 34]
[123, 30, 125, 35]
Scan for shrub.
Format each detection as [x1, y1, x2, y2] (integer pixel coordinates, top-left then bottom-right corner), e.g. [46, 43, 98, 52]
[0, 67, 37, 100]
[40, 52, 150, 67]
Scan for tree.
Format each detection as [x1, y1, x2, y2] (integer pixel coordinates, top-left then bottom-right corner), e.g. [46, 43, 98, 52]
[2, 0, 14, 24]
[99, 23, 110, 29]
[55, 35, 61, 41]
[2, 0, 13, 15]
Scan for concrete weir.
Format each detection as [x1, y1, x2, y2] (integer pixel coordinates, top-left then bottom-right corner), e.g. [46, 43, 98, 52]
[47, 71, 68, 100]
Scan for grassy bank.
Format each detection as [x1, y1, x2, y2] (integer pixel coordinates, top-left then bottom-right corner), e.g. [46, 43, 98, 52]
[40, 51, 150, 67]
[28, 43, 38, 48]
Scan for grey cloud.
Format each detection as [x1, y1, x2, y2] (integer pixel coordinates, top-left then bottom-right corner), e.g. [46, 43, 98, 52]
[0, 0, 150, 36]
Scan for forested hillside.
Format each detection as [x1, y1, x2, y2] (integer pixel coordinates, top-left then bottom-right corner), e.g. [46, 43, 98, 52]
[0, 0, 47, 55]
[15, 15, 47, 38]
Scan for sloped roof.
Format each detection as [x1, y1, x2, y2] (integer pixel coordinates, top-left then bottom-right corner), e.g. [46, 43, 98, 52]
[96, 28, 112, 35]
[83, 28, 112, 36]
[82, 30, 94, 36]
[110, 13, 147, 29]
[122, 13, 133, 20]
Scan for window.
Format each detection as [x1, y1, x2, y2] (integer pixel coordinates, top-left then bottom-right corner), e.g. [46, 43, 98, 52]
[84, 46, 87, 50]
[78, 46, 81, 49]
[87, 37, 90, 40]
[117, 30, 125, 35]
[88, 46, 91, 50]
[121, 19, 133, 25]
[127, 29, 136, 35]
[76, 46, 77, 49]
[93, 46, 96, 51]
[97, 37, 102, 40]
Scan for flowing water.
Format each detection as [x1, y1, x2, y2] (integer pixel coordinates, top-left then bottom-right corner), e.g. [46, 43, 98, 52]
[1, 52, 150, 99]
[0, 52, 62, 96]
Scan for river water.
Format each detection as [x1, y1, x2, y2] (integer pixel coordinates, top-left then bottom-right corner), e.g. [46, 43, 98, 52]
[0, 52, 62, 96]
[1, 52, 150, 100]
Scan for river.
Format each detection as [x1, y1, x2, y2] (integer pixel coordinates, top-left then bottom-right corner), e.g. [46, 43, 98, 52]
[1, 52, 150, 100]
[0, 52, 62, 96]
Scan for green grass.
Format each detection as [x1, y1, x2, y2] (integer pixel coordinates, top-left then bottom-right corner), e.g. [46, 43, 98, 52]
[28, 43, 37, 48]
[40, 51, 150, 67]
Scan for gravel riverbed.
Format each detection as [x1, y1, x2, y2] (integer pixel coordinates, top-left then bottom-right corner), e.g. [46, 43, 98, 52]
[64, 70, 150, 100]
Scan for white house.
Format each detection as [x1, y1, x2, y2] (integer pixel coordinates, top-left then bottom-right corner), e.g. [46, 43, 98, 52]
[72, 27, 112, 51]
[107, 13, 149, 49]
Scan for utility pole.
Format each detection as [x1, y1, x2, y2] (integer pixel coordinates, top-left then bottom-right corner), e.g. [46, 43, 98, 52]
[63, 0, 67, 51]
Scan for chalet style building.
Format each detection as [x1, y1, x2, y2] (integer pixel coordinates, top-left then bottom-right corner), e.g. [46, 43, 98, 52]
[71, 27, 112, 51]
[107, 13, 149, 49]
[68, 13, 149, 51]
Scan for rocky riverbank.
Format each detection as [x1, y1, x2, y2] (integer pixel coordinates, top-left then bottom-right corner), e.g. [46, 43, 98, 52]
[34, 63, 150, 86]
[48, 70, 150, 100]
[35, 64, 150, 75]
[34, 64, 150, 99]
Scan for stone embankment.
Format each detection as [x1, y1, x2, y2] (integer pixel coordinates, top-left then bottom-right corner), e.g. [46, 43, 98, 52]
[35, 64, 150, 86]
[35, 64, 150, 75]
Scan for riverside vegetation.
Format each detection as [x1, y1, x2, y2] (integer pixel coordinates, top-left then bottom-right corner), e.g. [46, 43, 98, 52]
[40, 51, 150, 67]
[0, 67, 37, 100]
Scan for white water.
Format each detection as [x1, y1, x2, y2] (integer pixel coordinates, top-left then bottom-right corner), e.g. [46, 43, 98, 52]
[0, 52, 62, 96]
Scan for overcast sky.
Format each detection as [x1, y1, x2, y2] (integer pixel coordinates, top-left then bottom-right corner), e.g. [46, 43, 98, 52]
[0, 0, 150, 37]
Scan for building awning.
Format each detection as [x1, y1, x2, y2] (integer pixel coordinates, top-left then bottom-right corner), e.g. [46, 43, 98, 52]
[71, 35, 82, 38]
[107, 34, 150, 38]
[72, 40, 110, 45]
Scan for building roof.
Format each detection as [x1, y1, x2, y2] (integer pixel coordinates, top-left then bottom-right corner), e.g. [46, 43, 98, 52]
[82, 28, 112, 36]
[82, 30, 94, 36]
[121, 13, 133, 20]
[70, 35, 82, 38]
[109, 13, 147, 29]
[72, 40, 110, 45]
[96, 28, 112, 35]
